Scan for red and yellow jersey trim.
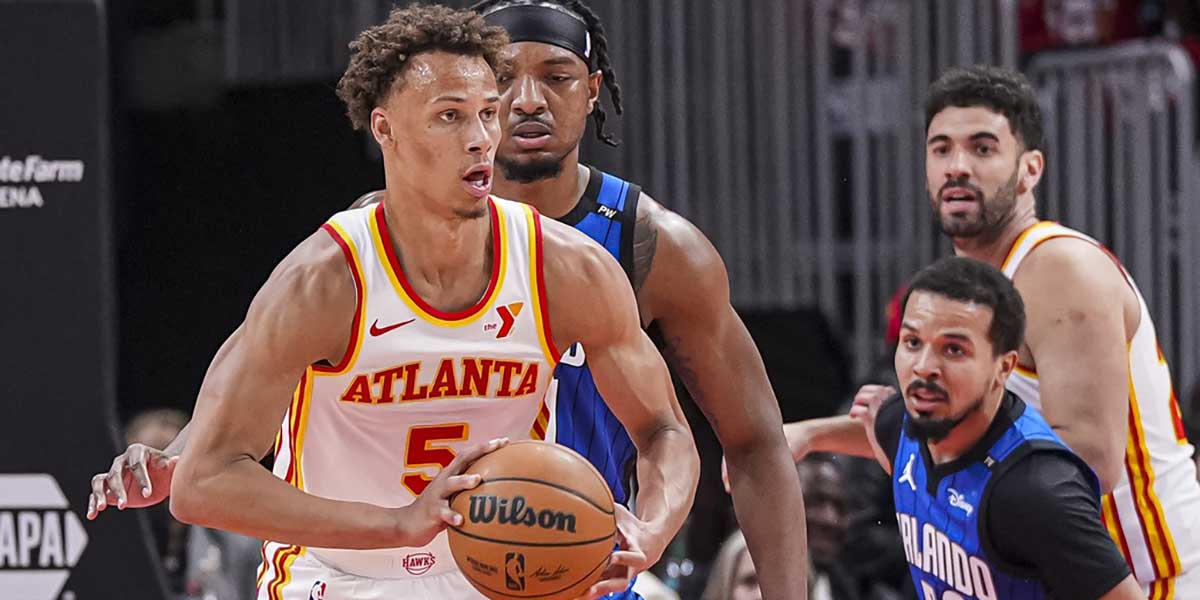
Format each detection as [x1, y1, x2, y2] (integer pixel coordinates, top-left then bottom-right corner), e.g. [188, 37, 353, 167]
[261, 544, 304, 600]
[283, 368, 315, 490]
[1124, 369, 1183, 580]
[529, 402, 551, 440]
[1000, 221, 1058, 272]
[524, 205, 560, 365]
[317, 222, 366, 375]
[370, 200, 506, 327]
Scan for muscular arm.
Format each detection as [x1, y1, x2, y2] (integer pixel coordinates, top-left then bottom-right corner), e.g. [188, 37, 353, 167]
[541, 216, 699, 565]
[635, 199, 806, 599]
[1015, 238, 1133, 492]
[160, 190, 386, 463]
[169, 230, 407, 548]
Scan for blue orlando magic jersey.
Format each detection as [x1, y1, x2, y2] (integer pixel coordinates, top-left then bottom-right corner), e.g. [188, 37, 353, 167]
[891, 396, 1100, 599]
[550, 166, 642, 507]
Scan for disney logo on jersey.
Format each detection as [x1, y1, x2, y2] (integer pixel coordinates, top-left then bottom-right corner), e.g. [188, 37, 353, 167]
[483, 302, 524, 339]
[947, 488, 974, 517]
[469, 494, 577, 533]
[340, 357, 541, 404]
[402, 552, 436, 576]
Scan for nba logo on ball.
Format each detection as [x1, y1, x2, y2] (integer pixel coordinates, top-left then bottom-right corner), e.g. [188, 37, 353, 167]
[448, 441, 617, 599]
[505, 553, 526, 591]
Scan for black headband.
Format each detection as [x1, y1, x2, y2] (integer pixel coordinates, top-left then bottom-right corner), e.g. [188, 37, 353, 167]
[482, 2, 592, 66]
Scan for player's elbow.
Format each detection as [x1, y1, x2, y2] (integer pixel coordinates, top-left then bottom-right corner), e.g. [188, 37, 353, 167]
[168, 458, 216, 526]
[1072, 439, 1124, 494]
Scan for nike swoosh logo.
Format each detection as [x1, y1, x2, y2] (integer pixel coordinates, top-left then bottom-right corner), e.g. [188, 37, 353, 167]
[369, 318, 416, 337]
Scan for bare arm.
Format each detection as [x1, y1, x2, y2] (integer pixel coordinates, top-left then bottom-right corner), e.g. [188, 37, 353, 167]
[169, 229, 487, 549]
[1015, 238, 1133, 492]
[635, 201, 806, 599]
[541, 216, 699, 567]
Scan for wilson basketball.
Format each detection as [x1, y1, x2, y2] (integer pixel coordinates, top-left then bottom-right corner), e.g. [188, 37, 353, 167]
[448, 440, 616, 600]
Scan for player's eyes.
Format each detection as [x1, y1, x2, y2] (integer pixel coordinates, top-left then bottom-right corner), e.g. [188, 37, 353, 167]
[977, 145, 995, 156]
[903, 337, 921, 349]
[945, 345, 965, 357]
[548, 74, 572, 83]
[481, 108, 497, 121]
[440, 110, 460, 122]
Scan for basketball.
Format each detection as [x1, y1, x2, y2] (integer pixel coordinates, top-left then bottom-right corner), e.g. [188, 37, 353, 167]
[448, 440, 617, 600]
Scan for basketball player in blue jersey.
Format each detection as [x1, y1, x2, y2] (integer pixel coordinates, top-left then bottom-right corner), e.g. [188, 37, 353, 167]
[813, 256, 1143, 599]
[89, 1, 806, 598]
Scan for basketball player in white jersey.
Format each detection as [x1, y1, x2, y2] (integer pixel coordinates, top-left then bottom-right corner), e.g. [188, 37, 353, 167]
[785, 66, 1200, 598]
[143, 6, 698, 599]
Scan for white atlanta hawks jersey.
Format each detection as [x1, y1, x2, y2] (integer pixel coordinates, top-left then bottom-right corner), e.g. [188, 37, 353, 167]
[1002, 221, 1199, 593]
[257, 197, 560, 595]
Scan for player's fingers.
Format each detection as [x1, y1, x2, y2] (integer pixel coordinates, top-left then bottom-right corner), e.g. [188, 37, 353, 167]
[105, 458, 128, 509]
[582, 573, 634, 599]
[849, 404, 868, 420]
[129, 447, 154, 498]
[90, 474, 109, 513]
[440, 474, 482, 497]
[438, 507, 463, 527]
[607, 550, 647, 570]
[86, 491, 97, 520]
[444, 437, 509, 476]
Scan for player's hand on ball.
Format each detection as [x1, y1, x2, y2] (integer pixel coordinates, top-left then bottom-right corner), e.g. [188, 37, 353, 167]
[575, 505, 654, 600]
[398, 437, 509, 547]
[87, 443, 179, 520]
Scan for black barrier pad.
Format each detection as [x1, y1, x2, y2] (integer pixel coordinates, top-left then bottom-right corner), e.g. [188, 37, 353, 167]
[0, 1, 170, 599]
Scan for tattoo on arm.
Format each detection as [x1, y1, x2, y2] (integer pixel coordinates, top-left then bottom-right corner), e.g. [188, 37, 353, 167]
[631, 210, 659, 293]
[659, 332, 715, 428]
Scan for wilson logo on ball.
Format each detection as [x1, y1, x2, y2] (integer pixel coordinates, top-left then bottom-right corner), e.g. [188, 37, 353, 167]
[468, 494, 577, 533]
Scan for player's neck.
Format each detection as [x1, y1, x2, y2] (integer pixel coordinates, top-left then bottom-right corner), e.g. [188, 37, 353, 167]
[492, 151, 588, 220]
[378, 186, 492, 291]
[926, 388, 1007, 464]
[951, 200, 1039, 269]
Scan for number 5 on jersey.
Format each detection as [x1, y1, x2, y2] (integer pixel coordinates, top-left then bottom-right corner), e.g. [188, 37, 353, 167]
[402, 423, 470, 495]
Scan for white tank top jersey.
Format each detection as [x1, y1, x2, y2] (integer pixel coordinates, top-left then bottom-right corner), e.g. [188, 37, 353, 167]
[256, 197, 561, 592]
[1001, 221, 1200, 587]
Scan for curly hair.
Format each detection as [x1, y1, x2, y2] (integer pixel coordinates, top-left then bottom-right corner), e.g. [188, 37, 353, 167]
[336, 4, 510, 131]
[926, 65, 1044, 151]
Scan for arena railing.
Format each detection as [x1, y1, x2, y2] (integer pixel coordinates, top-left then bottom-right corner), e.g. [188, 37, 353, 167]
[1027, 40, 1199, 393]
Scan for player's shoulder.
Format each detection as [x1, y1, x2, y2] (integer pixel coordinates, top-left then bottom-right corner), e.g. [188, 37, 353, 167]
[536, 210, 623, 281]
[1016, 228, 1122, 285]
[635, 192, 711, 257]
[253, 225, 356, 317]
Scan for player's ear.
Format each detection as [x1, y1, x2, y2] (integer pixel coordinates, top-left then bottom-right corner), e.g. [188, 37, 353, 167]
[1017, 148, 1045, 195]
[995, 349, 1018, 386]
[586, 70, 601, 114]
[371, 107, 395, 148]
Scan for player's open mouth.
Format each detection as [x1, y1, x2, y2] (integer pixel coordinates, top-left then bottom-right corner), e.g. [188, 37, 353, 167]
[512, 122, 553, 150]
[941, 187, 979, 204]
[462, 165, 492, 198]
[908, 389, 947, 410]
